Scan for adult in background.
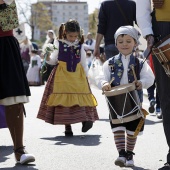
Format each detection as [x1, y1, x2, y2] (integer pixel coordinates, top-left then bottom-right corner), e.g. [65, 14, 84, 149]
[85, 32, 96, 53]
[93, 0, 136, 60]
[20, 36, 33, 74]
[0, 0, 35, 164]
[136, 0, 170, 169]
[41, 30, 57, 83]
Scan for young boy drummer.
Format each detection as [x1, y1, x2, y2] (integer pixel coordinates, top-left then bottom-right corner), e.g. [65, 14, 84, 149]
[97, 26, 154, 167]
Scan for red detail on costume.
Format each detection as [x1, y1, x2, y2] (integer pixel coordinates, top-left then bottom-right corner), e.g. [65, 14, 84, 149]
[0, 28, 13, 37]
[149, 54, 155, 75]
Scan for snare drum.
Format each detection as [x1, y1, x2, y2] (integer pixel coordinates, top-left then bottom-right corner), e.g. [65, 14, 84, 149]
[152, 34, 170, 77]
[104, 83, 144, 124]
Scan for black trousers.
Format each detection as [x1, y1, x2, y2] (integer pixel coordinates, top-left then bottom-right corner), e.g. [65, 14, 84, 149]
[152, 16, 170, 162]
[147, 81, 160, 109]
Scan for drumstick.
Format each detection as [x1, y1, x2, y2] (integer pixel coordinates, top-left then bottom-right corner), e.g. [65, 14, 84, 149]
[102, 77, 115, 95]
[131, 65, 137, 82]
[109, 77, 115, 85]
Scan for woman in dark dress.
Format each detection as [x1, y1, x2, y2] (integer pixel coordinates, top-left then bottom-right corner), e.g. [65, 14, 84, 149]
[0, 0, 35, 164]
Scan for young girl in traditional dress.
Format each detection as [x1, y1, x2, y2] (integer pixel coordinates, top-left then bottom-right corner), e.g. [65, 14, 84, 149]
[98, 26, 154, 167]
[37, 19, 99, 136]
[26, 49, 41, 86]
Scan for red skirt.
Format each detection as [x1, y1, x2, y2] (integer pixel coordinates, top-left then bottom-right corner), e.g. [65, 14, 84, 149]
[37, 67, 99, 125]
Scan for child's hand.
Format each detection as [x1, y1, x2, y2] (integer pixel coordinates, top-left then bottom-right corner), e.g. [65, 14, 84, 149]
[134, 80, 142, 90]
[102, 82, 111, 91]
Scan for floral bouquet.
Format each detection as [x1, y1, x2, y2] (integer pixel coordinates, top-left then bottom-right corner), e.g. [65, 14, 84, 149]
[40, 44, 58, 75]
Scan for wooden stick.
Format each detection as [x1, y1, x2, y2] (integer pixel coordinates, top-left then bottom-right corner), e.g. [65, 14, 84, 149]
[131, 65, 137, 82]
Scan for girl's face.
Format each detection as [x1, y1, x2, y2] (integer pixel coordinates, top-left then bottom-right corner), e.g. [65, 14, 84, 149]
[116, 35, 137, 56]
[48, 32, 54, 39]
[65, 32, 79, 42]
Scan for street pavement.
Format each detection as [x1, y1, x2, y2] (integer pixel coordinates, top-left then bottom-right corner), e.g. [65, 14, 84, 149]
[0, 85, 168, 170]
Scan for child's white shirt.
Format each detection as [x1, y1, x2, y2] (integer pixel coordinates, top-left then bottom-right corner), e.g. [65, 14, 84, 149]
[98, 53, 155, 89]
[30, 55, 41, 68]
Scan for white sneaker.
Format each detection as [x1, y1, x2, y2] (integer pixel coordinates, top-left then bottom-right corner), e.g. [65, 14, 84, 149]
[114, 157, 126, 167]
[125, 159, 134, 167]
[14, 147, 35, 165]
[18, 154, 35, 164]
[125, 151, 135, 167]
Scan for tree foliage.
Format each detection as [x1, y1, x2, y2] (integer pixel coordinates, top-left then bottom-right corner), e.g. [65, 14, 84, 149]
[30, 3, 53, 40]
[88, 8, 99, 38]
[16, 1, 53, 40]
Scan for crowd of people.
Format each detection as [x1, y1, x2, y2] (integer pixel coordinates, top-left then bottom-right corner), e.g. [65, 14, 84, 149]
[0, 0, 170, 169]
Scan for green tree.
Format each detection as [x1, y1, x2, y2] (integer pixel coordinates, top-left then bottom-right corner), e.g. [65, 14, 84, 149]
[88, 8, 99, 37]
[31, 3, 53, 41]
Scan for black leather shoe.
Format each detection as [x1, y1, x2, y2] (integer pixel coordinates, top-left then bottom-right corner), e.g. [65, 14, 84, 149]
[82, 121, 93, 132]
[65, 130, 73, 137]
[65, 125, 73, 137]
[148, 99, 156, 113]
[158, 163, 170, 170]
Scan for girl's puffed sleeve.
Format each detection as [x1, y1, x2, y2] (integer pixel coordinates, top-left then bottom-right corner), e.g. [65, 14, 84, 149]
[46, 39, 59, 65]
[80, 44, 88, 76]
[3, 0, 14, 5]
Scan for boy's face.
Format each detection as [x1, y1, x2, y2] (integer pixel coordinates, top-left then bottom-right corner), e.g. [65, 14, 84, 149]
[116, 35, 137, 56]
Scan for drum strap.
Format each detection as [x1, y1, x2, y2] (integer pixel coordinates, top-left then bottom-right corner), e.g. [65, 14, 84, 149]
[133, 108, 148, 137]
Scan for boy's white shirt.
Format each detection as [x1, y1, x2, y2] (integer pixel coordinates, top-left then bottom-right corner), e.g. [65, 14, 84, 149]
[97, 53, 155, 89]
[46, 39, 88, 76]
[84, 39, 96, 51]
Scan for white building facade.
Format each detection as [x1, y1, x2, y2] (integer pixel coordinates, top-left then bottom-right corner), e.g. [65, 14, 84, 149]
[33, 0, 89, 40]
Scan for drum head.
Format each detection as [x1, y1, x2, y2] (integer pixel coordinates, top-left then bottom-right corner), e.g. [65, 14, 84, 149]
[104, 83, 136, 97]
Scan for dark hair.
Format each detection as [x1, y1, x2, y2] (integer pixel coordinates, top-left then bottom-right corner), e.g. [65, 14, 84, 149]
[58, 19, 84, 44]
[31, 50, 38, 54]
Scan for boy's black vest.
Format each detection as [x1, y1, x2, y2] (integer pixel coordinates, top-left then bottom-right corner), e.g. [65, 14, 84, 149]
[108, 54, 143, 102]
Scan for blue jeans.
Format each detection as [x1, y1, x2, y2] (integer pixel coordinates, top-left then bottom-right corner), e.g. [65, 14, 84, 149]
[104, 44, 119, 60]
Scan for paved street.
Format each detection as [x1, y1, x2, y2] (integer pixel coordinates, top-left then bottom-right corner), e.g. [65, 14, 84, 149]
[0, 85, 168, 170]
